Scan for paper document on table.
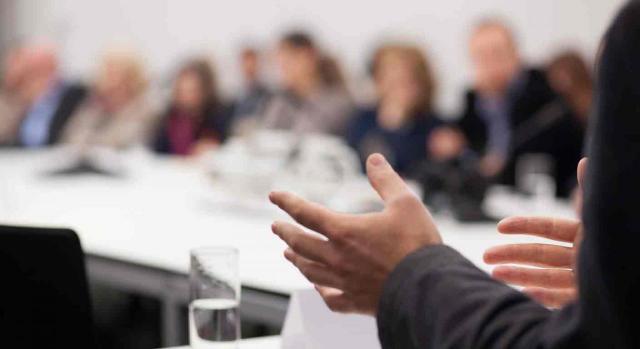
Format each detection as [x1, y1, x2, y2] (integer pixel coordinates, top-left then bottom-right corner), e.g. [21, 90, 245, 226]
[281, 289, 381, 349]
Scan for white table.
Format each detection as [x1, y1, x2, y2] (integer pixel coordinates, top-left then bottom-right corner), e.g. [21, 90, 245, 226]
[159, 335, 281, 349]
[0, 149, 576, 346]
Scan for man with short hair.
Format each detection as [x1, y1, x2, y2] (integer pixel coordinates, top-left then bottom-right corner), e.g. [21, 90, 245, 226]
[14, 43, 86, 148]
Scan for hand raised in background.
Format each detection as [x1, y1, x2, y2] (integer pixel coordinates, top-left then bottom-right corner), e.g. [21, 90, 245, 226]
[483, 158, 587, 308]
[269, 153, 442, 315]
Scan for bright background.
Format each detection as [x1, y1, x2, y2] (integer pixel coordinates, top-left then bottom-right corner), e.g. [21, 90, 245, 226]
[0, 0, 625, 113]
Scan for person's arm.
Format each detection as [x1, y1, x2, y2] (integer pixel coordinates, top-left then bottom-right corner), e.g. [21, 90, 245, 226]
[378, 3, 640, 348]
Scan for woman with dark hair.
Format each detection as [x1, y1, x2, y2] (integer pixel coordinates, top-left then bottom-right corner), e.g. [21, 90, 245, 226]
[547, 50, 593, 125]
[154, 58, 228, 155]
[259, 31, 353, 136]
[346, 43, 443, 175]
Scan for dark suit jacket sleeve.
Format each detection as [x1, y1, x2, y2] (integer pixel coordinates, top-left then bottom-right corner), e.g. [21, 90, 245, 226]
[377, 2, 640, 348]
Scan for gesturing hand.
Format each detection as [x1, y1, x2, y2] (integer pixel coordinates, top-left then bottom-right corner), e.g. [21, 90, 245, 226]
[484, 216, 582, 308]
[269, 153, 442, 315]
[483, 158, 587, 308]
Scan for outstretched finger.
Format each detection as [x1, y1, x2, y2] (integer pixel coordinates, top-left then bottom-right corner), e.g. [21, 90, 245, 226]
[577, 158, 587, 190]
[524, 287, 577, 309]
[484, 243, 574, 267]
[497, 216, 580, 243]
[283, 249, 344, 289]
[491, 265, 575, 289]
[269, 191, 343, 239]
[366, 153, 412, 203]
[272, 221, 337, 266]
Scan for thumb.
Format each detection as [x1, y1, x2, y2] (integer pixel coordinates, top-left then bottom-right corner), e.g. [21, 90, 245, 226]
[366, 153, 410, 202]
[577, 158, 588, 190]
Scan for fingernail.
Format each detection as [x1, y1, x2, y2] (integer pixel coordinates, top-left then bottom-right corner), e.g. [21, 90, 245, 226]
[283, 248, 294, 260]
[369, 153, 386, 167]
[499, 216, 524, 227]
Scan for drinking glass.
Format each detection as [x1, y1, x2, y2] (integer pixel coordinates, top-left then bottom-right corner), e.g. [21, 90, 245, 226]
[190, 247, 240, 349]
[516, 154, 556, 212]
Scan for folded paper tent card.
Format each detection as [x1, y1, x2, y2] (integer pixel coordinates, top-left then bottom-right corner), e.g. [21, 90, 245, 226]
[281, 289, 381, 349]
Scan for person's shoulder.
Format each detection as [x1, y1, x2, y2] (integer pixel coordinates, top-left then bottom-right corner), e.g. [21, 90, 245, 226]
[60, 82, 88, 101]
[611, 1, 640, 35]
[347, 106, 378, 131]
[519, 67, 554, 101]
[426, 112, 446, 127]
[607, 1, 640, 58]
[353, 106, 378, 121]
[525, 68, 546, 82]
[520, 68, 550, 90]
[318, 86, 353, 106]
[410, 111, 444, 131]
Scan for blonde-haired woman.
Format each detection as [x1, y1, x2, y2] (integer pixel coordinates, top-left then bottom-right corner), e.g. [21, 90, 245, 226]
[63, 48, 156, 149]
[346, 43, 443, 176]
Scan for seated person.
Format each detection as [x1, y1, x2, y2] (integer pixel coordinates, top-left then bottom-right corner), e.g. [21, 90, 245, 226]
[12, 43, 87, 148]
[154, 58, 229, 156]
[431, 19, 584, 197]
[0, 45, 27, 145]
[484, 51, 593, 302]
[229, 47, 271, 126]
[62, 49, 155, 150]
[501, 51, 592, 196]
[259, 31, 354, 136]
[546, 50, 593, 127]
[347, 43, 442, 176]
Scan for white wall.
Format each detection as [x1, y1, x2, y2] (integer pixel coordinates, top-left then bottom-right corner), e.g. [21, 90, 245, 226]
[8, 0, 625, 114]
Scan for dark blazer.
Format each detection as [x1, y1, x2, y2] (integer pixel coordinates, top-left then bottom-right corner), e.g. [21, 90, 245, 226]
[458, 69, 555, 154]
[505, 99, 586, 197]
[153, 103, 230, 154]
[346, 107, 442, 176]
[47, 84, 87, 145]
[458, 69, 584, 196]
[16, 83, 87, 146]
[377, 2, 640, 348]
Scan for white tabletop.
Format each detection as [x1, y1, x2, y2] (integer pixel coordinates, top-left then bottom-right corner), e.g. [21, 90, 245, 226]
[0, 149, 576, 295]
[158, 335, 281, 349]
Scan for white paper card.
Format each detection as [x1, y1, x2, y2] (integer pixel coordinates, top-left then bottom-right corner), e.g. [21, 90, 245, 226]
[281, 289, 381, 349]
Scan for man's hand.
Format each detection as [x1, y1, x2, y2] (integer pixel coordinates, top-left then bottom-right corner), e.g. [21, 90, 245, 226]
[269, 153, 442, 315]
[484, 216, 582, 308]
[483, 158, 587, 308]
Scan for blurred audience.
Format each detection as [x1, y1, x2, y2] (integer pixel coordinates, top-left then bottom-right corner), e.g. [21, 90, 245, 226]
[260, 31, 353, 136]
[430, 19, 584, 197]
[62, 49, 155, 150]
[347, 43, 442, 176]
[230, 47, 271, 127]
[153, 58, 229, 156]
[0, 24, 590, 197]
[11, 43, 87, 148]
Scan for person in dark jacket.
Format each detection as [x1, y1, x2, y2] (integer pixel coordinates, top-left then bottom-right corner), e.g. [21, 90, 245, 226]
[13, 44, 86, 148]
[268, 2, 640, 348]
[432, 20, 584, 197]
[347, 43, 442, 176]
[154, 58, 228, 156]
